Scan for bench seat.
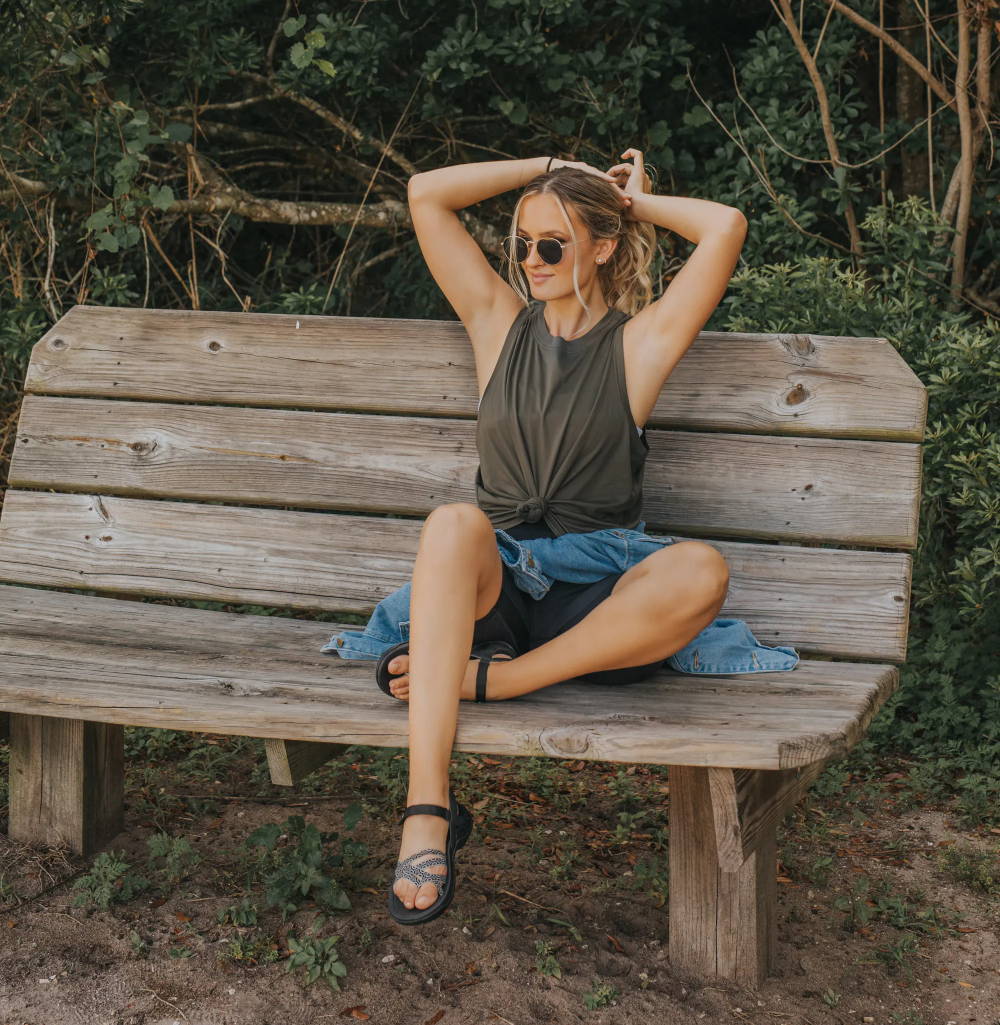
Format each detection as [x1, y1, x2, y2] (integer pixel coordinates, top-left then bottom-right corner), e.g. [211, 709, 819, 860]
[0, 582, 897, 772]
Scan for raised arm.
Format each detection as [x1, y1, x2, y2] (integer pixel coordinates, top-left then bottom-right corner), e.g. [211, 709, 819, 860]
[407, 157, 549, 337]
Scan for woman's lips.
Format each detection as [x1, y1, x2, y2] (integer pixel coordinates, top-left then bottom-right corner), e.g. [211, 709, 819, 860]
[530, 273, 553, 283]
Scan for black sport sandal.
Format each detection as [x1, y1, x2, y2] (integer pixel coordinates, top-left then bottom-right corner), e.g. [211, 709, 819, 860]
[388, 788, 472, 925]
[469, 639, 519, 702]
[375, 639, 518, 701]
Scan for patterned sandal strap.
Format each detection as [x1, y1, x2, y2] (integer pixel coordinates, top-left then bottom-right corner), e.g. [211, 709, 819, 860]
[394, 848, 449, 888]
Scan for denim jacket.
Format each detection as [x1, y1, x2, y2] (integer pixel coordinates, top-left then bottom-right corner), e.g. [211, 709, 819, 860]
[320, 521, 800, 675]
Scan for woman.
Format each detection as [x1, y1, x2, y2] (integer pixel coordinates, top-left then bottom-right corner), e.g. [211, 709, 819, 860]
[381, 150, 748, 923]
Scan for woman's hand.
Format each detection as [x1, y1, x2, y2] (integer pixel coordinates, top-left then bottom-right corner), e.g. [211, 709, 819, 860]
[606, 149, 652, 221]
[551, 157, 632, 213]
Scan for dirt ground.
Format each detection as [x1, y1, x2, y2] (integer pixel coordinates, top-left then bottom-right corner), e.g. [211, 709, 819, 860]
[0, 740, 997, 1025]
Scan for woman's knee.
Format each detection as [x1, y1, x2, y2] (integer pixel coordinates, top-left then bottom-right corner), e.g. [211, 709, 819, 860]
[644, 540, 729, 610]
[420, 502, 495, 549]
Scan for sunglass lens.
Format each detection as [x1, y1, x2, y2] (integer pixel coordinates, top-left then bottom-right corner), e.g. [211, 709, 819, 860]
[502, 236, 529, 262]
[537, 239, 563, 265]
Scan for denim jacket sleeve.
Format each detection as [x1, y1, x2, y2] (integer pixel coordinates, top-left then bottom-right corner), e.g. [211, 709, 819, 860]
[320, 521, 800, 675]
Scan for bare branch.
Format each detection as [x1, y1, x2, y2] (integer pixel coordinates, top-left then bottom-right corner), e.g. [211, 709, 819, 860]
[233, 70, 420, 177]
[819, 0, 957, 113]
[771, 0, 861, 256]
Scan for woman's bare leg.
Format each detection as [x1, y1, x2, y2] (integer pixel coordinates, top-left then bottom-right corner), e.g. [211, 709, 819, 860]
[487, 541, 729, 699]
[389, 540, 729, 703]
[392, 502, 509, 912]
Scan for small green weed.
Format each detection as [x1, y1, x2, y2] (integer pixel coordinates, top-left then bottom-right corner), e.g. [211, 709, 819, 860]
[873, 932, 919, 979]
[284, 917, 348, 991]
[803, 855, 835, 887]
[71, 851, 150, 911]
[219, 931, 281, 965]
[582, 979, 617, 1010]
[937, 842, 999, 894]
[534, 939, 562, 979]
[821, 987, 841, 1007]
[612, 808, 652, 843]
[631, 852, 669, 902]
[834, 877, 876, 932]
[146, 832, 201, 886]
[243, 807, 366, 921]
[217, 896, 259, 927]
[128, 930, 149, 958]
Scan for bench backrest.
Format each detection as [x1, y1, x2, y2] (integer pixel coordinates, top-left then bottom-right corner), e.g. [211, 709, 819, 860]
[0, 305, 926, 663]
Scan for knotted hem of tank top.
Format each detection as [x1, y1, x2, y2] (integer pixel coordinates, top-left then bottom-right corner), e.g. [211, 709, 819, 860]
[513, 496, 547, 523]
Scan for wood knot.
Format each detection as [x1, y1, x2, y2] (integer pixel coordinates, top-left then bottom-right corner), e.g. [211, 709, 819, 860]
[49, 337, 67, 350]
[778, 334, 816, 358]
[785, 382, 809, 406]
[207, 340, 222, 352]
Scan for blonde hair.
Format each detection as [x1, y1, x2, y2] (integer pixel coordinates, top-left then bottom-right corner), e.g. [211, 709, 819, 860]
[503, 166, 658, 320]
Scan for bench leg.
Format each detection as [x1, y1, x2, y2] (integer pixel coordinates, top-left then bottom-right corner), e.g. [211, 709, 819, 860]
[264, 739, 354, 787]
[8, 713, 124, 856]
[668, 765, 777, 988]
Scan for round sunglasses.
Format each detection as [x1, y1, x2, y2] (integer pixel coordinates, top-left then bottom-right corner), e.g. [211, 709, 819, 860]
[501, 234, 586, 266]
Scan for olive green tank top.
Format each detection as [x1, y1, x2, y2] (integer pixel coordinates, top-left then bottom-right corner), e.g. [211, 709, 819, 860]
[475, 299, 649, 537]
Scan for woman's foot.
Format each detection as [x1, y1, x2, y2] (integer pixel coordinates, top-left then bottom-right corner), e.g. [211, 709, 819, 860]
[385, 651, 513, 701]
[392, 802, 451, 911]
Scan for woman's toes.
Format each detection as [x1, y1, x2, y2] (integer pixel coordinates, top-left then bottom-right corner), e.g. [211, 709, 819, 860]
[394, 879, 415, 907]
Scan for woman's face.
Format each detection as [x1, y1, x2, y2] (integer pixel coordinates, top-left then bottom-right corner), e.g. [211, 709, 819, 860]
[515, 192, 612, 298]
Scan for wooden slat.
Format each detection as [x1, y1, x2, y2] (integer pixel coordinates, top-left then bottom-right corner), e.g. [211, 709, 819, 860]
[10, 395, 922, 547]
[0, 490, 912, 660]
[27, 305, 927, 440]
[0, 583, 899, 770]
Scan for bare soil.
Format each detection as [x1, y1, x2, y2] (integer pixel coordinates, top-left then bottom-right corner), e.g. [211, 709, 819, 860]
[0, 739, 997, 1025]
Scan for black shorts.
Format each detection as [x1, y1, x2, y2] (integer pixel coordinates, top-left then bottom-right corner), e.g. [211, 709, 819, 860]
[471, 561, 666, 687]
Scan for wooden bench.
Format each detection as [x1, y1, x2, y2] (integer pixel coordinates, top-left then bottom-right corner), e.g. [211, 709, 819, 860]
[0, 304, 925, 988]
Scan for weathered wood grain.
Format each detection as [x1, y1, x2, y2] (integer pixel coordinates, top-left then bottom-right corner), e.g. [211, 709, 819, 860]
[670, 765, 777, 987]
[0, 490, 913, 661]
[0, 583, 899, 771]
[10, 395, 922, 547]
[8, 712, 124, 856]
[27, 305, 927, 440]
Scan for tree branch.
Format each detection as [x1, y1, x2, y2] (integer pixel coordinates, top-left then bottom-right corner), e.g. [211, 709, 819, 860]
[232, 70, 420, 178]
[771, 0, 861, 256]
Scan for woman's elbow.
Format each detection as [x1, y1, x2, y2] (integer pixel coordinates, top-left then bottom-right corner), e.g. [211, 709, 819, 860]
[407, 172, 426, 203]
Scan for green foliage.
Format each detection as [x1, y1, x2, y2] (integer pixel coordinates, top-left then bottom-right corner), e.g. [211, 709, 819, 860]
[582, 979, 618, 1010]
[284, 925, 348, 991]
[220, 931, 281, 965]
[71, 851, 150, 911]
[242, 808, 366, 921]
[217, 895, 260, 927]
[146, 832, 202, 886]
[534, 938, 563, 978]
[936, 843, 1000, 895]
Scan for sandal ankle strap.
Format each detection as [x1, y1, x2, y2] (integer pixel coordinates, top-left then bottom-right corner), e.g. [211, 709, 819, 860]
[399, 802, 450, 825]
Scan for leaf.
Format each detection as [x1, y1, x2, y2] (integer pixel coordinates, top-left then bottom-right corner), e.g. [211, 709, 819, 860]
[164, 122, 192, 143]
[290, 42, 311, 69]
[314, 59, 336, 78]
[283, 15, 306, 36]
